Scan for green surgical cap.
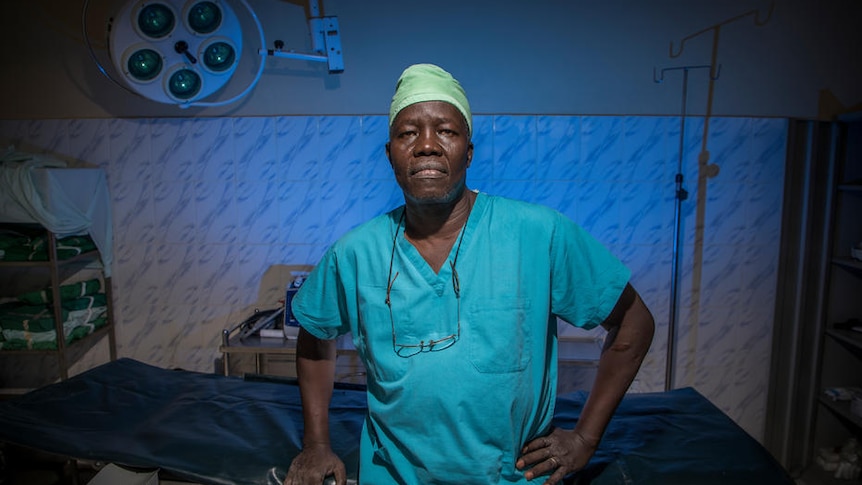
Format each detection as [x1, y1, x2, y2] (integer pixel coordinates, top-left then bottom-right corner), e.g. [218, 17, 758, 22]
[389, 63, 472, 136]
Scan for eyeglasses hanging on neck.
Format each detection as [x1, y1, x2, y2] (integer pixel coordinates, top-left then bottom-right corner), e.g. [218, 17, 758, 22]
[385, 210, 466, 358]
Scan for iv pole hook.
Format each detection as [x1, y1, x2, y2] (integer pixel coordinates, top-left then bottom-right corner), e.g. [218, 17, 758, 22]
[669, 1, 774, 58]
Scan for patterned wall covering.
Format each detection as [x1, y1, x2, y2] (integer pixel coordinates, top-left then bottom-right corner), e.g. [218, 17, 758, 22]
[0, 114, 787, 442]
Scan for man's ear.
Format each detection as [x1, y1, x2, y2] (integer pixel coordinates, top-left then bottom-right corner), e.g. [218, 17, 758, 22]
[466, 142, 474, 168]
[385, 142, 392, 165]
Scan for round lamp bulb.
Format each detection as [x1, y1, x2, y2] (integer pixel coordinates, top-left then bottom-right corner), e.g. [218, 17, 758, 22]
[167, 69, 202, 100]
[203, 42, 235, 72]
[188, 1, 222, 34]
[126, 49, 163, 81]
[137, 3, 175, 39]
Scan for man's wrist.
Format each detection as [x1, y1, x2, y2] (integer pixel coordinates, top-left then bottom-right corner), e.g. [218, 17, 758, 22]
[571, 429, 601, 450]
[302, 439, 332, 449]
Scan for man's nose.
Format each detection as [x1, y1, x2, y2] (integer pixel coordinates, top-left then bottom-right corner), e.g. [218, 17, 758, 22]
[414, 129, 442, 156]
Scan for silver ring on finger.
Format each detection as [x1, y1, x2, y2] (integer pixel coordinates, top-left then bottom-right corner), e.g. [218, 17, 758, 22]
[549, 456, 559, 469]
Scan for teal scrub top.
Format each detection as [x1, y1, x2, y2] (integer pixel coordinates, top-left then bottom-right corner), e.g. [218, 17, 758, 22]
[293, 192, 630, 484]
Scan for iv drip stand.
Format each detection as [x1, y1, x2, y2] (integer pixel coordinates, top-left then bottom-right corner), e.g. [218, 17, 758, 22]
[654, 64, 716, 391]
[655, 3, 757, 392]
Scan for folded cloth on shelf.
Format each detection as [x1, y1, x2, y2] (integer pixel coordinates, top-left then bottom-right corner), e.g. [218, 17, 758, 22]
[17, 278, 101, 305]
[0, 231, 97, 262]
[0, 289, 107, 350]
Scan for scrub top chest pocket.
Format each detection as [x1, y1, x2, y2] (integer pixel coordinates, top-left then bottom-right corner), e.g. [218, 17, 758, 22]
[466, 301, 532, 374]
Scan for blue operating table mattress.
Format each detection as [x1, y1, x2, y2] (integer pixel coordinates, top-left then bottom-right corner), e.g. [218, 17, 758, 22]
[0, 358, 793, 484]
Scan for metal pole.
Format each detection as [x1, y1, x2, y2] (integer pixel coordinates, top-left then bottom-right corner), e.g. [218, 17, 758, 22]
[665, 68, 690, 391]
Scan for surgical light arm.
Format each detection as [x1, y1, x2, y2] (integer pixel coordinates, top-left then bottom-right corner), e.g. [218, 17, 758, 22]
[261, 5, 343, 74]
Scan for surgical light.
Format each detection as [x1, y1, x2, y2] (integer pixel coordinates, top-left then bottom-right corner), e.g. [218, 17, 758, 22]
[83, 0, 344, 108]
[106, 0, 244, 106]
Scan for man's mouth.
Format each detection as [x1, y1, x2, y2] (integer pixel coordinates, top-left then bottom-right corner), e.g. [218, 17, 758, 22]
[411, 164, 448, 179]
[414, 169, 446, 179]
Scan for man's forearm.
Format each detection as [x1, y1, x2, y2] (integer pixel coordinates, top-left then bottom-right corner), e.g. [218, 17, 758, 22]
[575, 289, 654, 444]
[296, 328, 338, 446]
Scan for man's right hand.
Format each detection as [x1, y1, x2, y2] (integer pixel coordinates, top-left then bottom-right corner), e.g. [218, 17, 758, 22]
[284, 443, 346, 485]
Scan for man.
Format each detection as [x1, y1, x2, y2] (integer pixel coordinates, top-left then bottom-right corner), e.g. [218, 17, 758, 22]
[284, 63, 654, 485]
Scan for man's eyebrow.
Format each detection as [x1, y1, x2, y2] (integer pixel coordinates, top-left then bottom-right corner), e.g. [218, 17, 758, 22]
[393, 116, 458, 126]
[433, 116, 459, 125]
[392, 111, 466, 133]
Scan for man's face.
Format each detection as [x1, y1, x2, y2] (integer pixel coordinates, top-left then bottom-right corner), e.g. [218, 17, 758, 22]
[386, 101, 473, 205]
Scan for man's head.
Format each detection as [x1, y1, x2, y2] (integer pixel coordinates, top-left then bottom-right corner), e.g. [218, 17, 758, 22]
[389, 64, 472, 138]
[386, 64, 473, 205]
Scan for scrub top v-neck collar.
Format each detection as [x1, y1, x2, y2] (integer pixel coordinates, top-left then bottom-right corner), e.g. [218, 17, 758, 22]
[393, 192, 485, 297]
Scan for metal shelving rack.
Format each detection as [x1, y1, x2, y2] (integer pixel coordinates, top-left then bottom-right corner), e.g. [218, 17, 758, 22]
[0, 225, 117, 385]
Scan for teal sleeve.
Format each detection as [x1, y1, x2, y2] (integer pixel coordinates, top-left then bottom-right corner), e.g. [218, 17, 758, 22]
[291, 246, 350, 340]
[550, 213, 631, 330]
